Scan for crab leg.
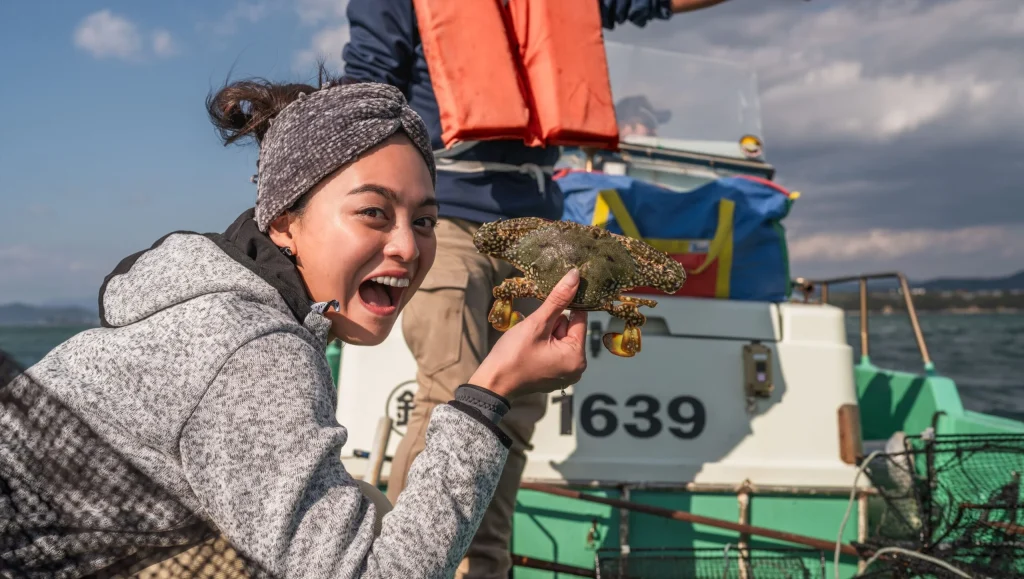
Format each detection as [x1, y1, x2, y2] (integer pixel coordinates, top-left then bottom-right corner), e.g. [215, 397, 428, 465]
[489, 277, 541, 331]
[600, 298, 650, 358]
[618, 295, 658, 308]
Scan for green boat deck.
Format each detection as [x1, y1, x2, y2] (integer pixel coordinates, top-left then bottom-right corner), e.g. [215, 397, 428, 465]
[503, 360, 1024, 578]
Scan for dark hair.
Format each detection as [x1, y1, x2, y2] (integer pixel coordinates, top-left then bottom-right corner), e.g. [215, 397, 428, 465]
[206, 61, 363, 218]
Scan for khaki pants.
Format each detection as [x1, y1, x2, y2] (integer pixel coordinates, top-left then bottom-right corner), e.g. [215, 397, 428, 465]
[387, 217, 548, 579]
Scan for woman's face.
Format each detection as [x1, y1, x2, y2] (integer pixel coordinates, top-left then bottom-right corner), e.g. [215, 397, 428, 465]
[269, 133, 437, 345]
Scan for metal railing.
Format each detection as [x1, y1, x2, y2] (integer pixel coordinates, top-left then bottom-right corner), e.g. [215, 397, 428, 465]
[792, 272, 935, 374]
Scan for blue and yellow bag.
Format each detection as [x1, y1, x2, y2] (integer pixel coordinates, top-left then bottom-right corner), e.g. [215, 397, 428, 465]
[555, 170, 798, 302]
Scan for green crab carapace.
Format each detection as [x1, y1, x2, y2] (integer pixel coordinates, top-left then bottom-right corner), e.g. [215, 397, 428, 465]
[473, 217, 686, 357]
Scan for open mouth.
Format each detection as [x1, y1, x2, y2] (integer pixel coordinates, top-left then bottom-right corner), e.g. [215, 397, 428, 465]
[357, 275, 410, 317]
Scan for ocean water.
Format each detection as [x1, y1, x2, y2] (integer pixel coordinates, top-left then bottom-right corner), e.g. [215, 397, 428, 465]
[845, 312, 1024, 421]
[2, 313, 1022, 420]
[0, 324, 98, 369]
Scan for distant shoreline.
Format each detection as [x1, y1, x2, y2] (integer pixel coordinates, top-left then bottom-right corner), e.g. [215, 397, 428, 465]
[0, 303, 99, 327]
[819, 289, 1023, 315]
[843, 307, 1021, 315]
[3, 286, 1023, 327]
[1, 308, 1021, 329]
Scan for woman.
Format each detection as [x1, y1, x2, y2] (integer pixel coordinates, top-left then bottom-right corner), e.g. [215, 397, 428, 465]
[0, 71, 587, 578]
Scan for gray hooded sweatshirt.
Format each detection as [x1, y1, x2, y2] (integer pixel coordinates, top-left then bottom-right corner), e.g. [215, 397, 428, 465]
[8, 208, 512, 578]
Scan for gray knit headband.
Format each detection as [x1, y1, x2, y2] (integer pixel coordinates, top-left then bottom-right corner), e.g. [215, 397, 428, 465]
[254, 82, 437, 232]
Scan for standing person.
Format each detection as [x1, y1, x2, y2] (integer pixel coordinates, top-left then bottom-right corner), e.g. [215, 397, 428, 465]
[0, 74, 588, 579]
[342, 0, 731, 576]
[616, 95, 673, 138]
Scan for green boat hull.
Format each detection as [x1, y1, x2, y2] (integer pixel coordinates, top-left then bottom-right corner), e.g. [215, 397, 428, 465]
[325, 337, 1024, 578]
[507, 361, 1024, 578]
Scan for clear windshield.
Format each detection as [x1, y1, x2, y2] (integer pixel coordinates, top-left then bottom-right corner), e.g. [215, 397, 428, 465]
[603, 41, 765, 160]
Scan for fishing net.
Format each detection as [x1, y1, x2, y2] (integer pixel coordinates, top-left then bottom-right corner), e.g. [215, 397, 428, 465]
[858, 432, 1024, 578]
[0, 349, 274, 578]
[594, 547, 825, 579]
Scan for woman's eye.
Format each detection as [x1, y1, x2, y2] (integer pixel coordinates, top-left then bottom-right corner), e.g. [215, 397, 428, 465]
[415, 216, 438, 229]
[359, 207, 387, 220]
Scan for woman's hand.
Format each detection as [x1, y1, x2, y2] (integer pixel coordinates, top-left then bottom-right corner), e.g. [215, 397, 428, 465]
[469, 269, 588, 401]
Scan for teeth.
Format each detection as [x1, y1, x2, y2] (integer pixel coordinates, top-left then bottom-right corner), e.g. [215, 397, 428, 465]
[371, 276, 410, 288]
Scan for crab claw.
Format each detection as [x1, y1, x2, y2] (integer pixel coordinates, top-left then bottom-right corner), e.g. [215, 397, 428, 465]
[488, 299, 511, 330]
[508, 311, 525, 328]
[488, 299, 524, 331]
[602, 326, 642, 357]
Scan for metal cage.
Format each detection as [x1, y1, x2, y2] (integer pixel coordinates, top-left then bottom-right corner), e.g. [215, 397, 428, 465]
[593, 546, 826, 579]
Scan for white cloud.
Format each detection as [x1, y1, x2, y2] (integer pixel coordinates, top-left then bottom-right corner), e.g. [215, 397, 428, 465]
[151, 30, 178, 57]
[597, 0, 1024, 279]
[292, 0, 351, 72]
[200, 0, 348, 36]
[73, 10, 143, 61]
[761, 66, 963, 142]
[637, 0, 1024, 146]
[789, 225, 1024, 262]
[295, 0, 350, 25]
[73, 10, 179, 61]
[289, 0, 1023, 279]
[294, 22, 350, 72]
[202, 1, 276, 36]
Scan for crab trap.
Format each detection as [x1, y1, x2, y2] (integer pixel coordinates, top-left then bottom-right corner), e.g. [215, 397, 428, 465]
[593, 547, 826, 579]
[0, 349, 274, 578]
[857, 432, 1024, 578]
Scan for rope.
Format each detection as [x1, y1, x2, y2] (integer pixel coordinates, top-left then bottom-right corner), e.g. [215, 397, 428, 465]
[834, 451, 981, 578]
[835, 450, 881, 579]
[858, 547, 974, 578]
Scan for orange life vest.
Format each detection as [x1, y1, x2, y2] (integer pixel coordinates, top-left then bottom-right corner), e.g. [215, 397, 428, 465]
[412, 0, 619, 151]
[412, 0, 531, 147]
[506, 0, 619, 150]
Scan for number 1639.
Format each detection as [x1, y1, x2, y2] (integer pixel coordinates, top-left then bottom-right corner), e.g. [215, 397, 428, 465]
[551, 393, 706, 439]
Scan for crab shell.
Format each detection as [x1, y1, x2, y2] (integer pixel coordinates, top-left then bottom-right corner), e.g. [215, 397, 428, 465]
[473, 217, 686, 308]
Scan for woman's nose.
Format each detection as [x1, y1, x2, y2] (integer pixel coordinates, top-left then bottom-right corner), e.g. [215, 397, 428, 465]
[384, 226, 419, 263]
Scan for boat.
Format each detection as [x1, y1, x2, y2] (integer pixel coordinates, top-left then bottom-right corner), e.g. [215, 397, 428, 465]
[325, 42, 1024, 578]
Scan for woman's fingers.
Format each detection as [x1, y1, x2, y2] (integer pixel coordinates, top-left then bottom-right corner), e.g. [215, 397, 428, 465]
[566, 310, 587, 344]
[550, 310, 587, 342]
[551, 313, 569, 340]
[553, 310, 587, 385]
[532, 269, 580, 333]
[471, 273, 591, 399]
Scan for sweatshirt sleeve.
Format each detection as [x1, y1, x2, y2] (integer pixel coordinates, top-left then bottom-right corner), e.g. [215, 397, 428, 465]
[179, 331, 510, 579]
[598, 0, 674, 29]
[342, 0, 417, 91]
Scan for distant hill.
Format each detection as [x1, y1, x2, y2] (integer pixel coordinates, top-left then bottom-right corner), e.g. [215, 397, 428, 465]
[0, 303, 99, 326]
[917, 270, 1024, 292]
[820, 269, 1024, 293]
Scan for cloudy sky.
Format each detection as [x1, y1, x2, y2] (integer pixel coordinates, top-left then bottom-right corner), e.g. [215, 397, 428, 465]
[0, 0, 1022, 306]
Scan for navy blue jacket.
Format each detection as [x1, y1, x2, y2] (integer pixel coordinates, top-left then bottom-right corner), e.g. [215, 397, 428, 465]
[343, 0, 673, 224]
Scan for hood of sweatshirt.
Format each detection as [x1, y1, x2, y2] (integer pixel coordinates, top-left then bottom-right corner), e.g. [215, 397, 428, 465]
[97, 208, 338, 346]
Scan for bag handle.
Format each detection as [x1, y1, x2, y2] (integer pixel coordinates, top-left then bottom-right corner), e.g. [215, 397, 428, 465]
[592, 188, 642, 238]
[689, 199, 734, 274]
[591, 188, 735, 275]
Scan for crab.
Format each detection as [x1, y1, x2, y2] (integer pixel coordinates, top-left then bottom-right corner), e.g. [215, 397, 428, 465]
[473, 217, 686, 357]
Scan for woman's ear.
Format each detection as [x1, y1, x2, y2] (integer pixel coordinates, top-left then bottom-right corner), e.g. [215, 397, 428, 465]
[267, 212, 296, 255]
